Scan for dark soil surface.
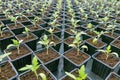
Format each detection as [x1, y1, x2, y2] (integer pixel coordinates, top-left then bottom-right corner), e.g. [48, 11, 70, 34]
[64, 37, 74, 44]
[27, 25, 40, 31]
[112, 40, 120, 48]
[64, 49, 89, 65]
[105, 33, 119, 39]
[8, 23, 22, 29]
[86, 30, 97, 37]
[36, 49, 59, 63]
[20, 67, 54, 80]
[6, 45, 31, 60]
[17, 33, 35, 42]
[0, 61, 16, 80]
[17, 17, 28, 22]
[48, 35, 61, 44]
[0, 31, 13, 39]
[86, 38, 105, 48]
[96, 52, 119, 67]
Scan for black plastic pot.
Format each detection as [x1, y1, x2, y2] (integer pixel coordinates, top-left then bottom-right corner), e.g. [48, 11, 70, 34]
[118, 67, 120, 75]
[105, 72, 120, 80]
[52, 42, 72, 54]
[54, 31, 72, 40]
[1, 19, 14, 25]
[21, 21, 33, 26]
[0, 60, 18, 80]
[45, 57, 76, 80]
[0, 30, 15, 51]
[16, 32, 38, 51]
[7, 23, 25, 35]
[63, 48, 91, 68]
[34, 47, 60, 65]
[4, 44, 33, 74]
[101, 34, 114, 44]
[92, 52, 120, 79]
[84, 38, 107, 56]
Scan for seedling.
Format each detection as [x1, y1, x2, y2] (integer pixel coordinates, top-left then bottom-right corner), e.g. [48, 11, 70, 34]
[9, 16, 18, 26]
[99, 16, 109, 27]
[32, 16, 40, 28]
[38, 34, 55, 55]
[52, 11, 59, 20]
[19, 56, 40, 79]
[87, 23, 94, 33]
[71, 18, 80, 30]
[15, 12, 25, 20]
[97, 45, 119, 60]
[65, 65, 87, 80]
[0, 24, 6, 37]
[22, 27, 30, 39]
[7, 39, 23, 54]
[69, 32, 88, 55]
[106, 24, 120, 36]
[3, 9, 10, 18]
[48, 28, 54, 40]
[92, 31, 107, 45]
[49, 19, 60, 30]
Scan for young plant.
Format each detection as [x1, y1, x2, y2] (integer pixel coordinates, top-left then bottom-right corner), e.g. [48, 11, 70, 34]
[87, 23, 94, 33]
[65, 65, 87, 80]
[7, 39, 23, 54]
[32, 16, 40, 28]
[22, 27, 30, 39]
[3, 9, 10, 18]
[92, 31, 107, 45]
[15, 12, 25, 20]
[69, 32, 88, 55]
[19, 56, 40, 79]
[0, 24, 6, 37]
[38, 34, 55, 55]
[71, 18, 80, 30]
[49, 19, 60, 30]
[99, 16, 109, 27]
[47, 28, 54, 40]
[106, 24, 120, 36]
[8, 16, 18, 26]
[97, 45, 119, 60]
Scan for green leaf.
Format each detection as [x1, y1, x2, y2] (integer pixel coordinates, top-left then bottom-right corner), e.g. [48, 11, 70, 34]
[25, 27, 29, 32]
[65, 72, 76, 80]
[0, 52, 11, 61]
[97, 50, 106, 53]
[69, 44, 76, 48]
[39, 73, 47, 80]
[78, 65, 87, 79]
[111, 52, 119, 58]
[19, 65, 32, 71]
[87, 23, 93, 29]
[48, 28, 54, 34]
[81, 45, 88, 51]
[2, 27, 6, 31]
[12, 39, 19, 45]
[49, 42, 56, 46]
[92, 38, 98, 43]
[32, 56, 39, 67]
[7, 44, 16, 49]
